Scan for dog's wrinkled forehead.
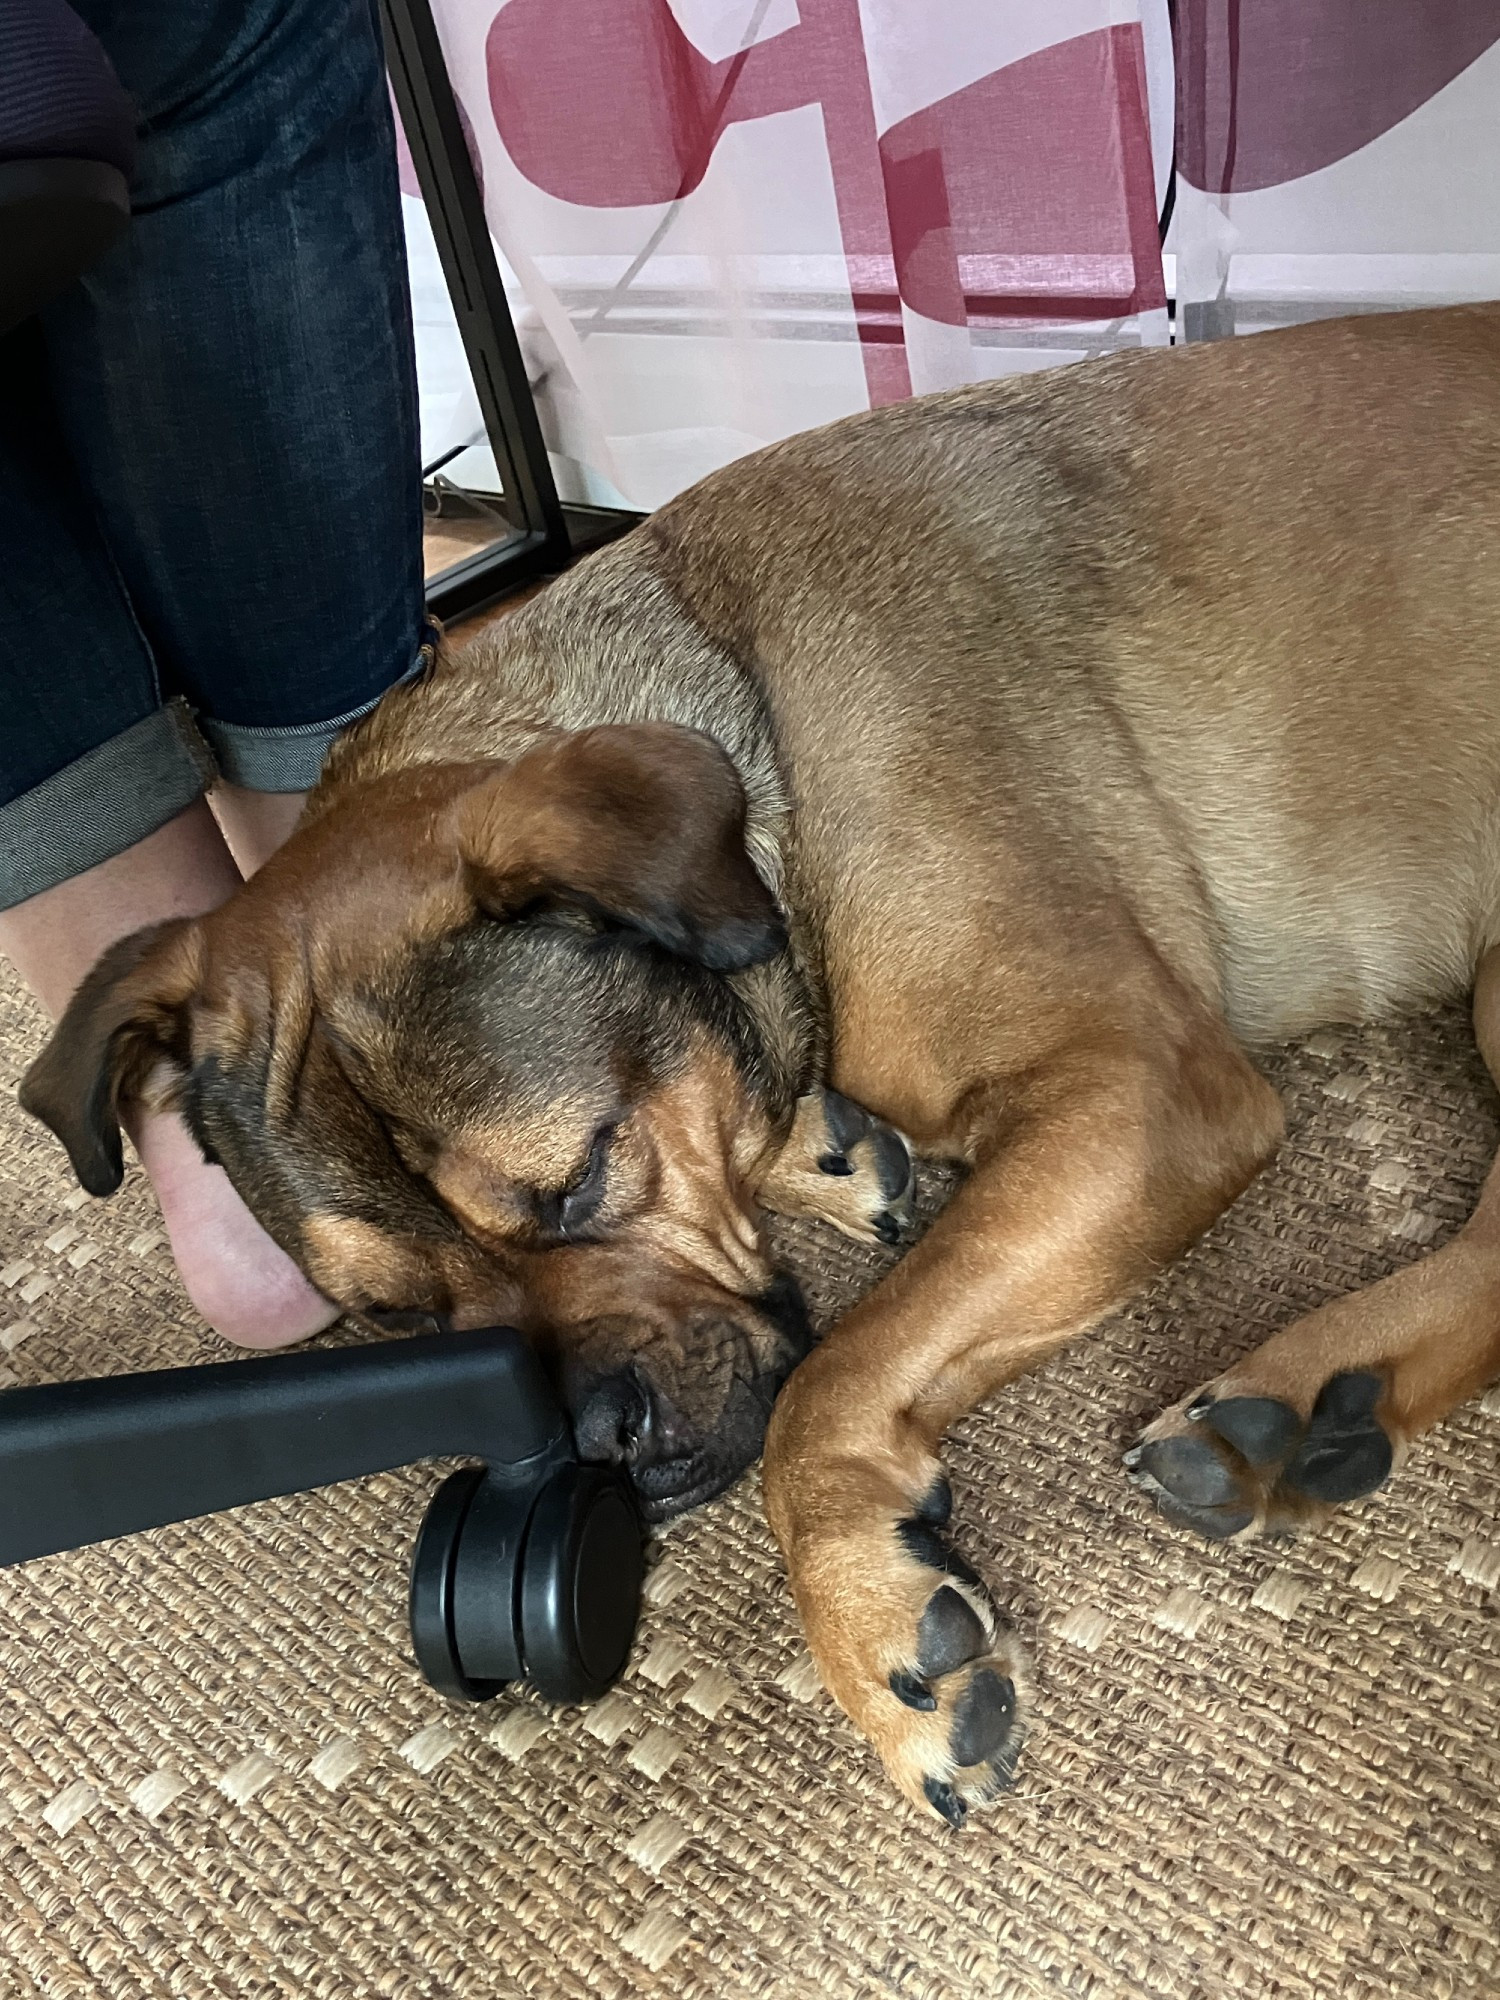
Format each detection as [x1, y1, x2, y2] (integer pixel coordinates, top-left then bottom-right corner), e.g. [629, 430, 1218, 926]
[179, 909, 714, 1268]
[328, 920, 694, 1137]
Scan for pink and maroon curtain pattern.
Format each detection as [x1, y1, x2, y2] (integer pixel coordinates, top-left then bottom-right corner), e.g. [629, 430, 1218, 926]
[1174, 2, 1500, 339]
[417, 0, 1500, 508]
[485, 0, 1168, 409]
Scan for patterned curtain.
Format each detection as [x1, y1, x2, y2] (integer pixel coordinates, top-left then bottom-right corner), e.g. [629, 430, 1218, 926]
[1173, 2, 1500, 340]
[418, 0, 1174, 509]
[407, 2, 1500, 509]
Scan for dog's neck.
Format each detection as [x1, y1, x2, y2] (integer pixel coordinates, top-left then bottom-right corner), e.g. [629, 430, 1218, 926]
[323, 539, 788, 880]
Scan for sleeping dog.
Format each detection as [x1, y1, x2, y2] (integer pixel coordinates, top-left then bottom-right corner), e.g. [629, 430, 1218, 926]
[22, 304, 1500, 1826]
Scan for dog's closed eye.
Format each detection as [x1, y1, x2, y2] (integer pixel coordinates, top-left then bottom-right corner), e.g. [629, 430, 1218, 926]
[543, 1121, 616, 1241]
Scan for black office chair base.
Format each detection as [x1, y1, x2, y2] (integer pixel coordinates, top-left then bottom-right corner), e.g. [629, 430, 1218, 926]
[0, 156, 129, 335]
[0, 1328, 645, 1710]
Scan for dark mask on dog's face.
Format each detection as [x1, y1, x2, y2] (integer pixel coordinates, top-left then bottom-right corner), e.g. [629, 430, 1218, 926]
[20, 724, 815, 1519]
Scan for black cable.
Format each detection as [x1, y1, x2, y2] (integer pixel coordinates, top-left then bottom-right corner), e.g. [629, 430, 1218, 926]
[581, 0, 776, 339]
[1168, 0, 1184, 246]
[421, 440, 468, 480]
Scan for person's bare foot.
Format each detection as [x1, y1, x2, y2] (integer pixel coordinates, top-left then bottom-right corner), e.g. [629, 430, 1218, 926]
[4, 794, 337, 1350]
[128, 1104, 337, 1350]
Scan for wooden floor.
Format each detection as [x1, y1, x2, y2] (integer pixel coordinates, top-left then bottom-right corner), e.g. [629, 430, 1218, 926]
[422, 513, 552, 645]
[422, 514, 507, 578]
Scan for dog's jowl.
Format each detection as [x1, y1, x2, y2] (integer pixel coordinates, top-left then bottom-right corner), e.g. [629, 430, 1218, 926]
[23, 304, 1500, 1822]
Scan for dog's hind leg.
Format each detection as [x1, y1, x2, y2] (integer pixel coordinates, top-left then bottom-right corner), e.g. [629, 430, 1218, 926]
[1132, 945, 1500, 1541]
[753, 1087, 918, 1247]
[761, 1012, 1283, 1824]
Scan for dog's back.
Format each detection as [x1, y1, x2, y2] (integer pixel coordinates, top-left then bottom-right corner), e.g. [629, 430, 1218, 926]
[632, 304, 1500, 1043]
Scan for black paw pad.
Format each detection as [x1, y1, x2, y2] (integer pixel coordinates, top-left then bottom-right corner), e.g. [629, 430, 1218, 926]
[949, 1668, 1015, 1768]
[1130, 1433, 1242, 1510]
[1311, 1368, 1383, 1425]
[922, 1775, 968, 1829]
[897, 1517, 983, 1589]
[821, 1090, 870, 1154]
[869, 1125, 913, 1203]
[916, 1585, 988, 1679]
[889, 1668, 936, 1711]
[914, 1476, 953, 1527]
[1282, 1370, 1392, 1502]
[1198, 1395, 1302, 1467]
[873, 1212, 904, 1246]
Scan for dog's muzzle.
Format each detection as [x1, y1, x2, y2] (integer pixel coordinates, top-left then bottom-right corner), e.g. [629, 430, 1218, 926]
[570, 1272, 813, 1519]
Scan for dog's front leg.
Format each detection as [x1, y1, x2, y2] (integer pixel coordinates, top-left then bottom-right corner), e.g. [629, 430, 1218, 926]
[762, 1035, 1283, 1825]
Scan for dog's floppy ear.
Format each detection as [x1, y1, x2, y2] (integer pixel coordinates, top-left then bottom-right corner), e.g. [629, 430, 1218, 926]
[19, 918, 202, 1197]
[456, 723, 786, 970]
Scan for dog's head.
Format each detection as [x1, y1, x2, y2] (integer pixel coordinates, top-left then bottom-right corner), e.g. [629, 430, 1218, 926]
[20, 724, 816, 1517]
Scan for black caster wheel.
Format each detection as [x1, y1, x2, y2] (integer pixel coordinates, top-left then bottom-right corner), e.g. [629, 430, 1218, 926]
[409, 1460, 643, 1705]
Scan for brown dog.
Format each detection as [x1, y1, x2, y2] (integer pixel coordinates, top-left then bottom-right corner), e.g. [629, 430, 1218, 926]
[21, 303, 1500, 1826]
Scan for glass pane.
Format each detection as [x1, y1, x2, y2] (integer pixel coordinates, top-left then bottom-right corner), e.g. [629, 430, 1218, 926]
[399, 154, 521, 579]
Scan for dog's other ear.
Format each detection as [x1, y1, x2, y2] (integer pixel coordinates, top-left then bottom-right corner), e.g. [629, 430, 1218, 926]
[19, 919, 202, 1197]
[456, 723, 786, 971]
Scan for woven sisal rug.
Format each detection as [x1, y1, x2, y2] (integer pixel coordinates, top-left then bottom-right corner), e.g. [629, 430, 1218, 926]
[1, 958, 1497, 2000]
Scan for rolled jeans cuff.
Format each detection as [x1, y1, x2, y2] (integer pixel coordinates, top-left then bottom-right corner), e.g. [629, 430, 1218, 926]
[0, 699, 216, 911]
[194, 643, 433, 791]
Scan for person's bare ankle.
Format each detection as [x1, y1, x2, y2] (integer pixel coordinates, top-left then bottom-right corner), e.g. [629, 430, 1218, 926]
[128, 1104, 337, 1349]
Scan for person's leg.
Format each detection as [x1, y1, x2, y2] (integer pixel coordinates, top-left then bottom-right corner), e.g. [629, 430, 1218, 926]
[0, 309, 329, 1347]
[50, 0, 427, 793]
[210, 785, 311, 878]
[4, 805, 238, 1019]
[3, 0, 424, 1345]
[0, 315, 215, 906]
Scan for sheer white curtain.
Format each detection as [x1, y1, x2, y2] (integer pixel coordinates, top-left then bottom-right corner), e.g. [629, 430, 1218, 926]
[404, 4, 1500, 510]
[419, 0, 1175, 509]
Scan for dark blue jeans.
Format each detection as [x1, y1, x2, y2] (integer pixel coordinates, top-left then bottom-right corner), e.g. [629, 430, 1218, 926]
[0, 0, 424, 909]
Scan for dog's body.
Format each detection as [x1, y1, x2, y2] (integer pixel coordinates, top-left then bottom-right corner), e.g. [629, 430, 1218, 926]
[24, 304, 1500, 1824]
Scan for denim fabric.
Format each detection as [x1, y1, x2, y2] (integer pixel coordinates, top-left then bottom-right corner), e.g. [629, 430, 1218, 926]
[0, 0, 424, 905]
[0, 703, 218, 910]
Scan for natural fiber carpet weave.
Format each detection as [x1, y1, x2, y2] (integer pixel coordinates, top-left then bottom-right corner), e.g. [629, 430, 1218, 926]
[1, 959, 1497, 2000]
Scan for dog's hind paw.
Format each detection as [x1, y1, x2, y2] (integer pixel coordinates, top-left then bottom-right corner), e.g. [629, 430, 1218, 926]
[1128, 1365, 1401, 1540]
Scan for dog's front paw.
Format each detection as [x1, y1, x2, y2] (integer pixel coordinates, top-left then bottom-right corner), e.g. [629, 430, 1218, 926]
[1127, 1365, 1401, 1540]
[757, 1087, 917, 1247]
[814, 1088, 918, 1246]
[786, 1474, 1027, 1826]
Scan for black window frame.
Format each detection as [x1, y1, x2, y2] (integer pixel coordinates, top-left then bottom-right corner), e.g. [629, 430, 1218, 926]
[379, 0, 638, 623]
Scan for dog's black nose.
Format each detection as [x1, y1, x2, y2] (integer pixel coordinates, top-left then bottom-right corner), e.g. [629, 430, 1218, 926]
[572, 1366, 662, 1471]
